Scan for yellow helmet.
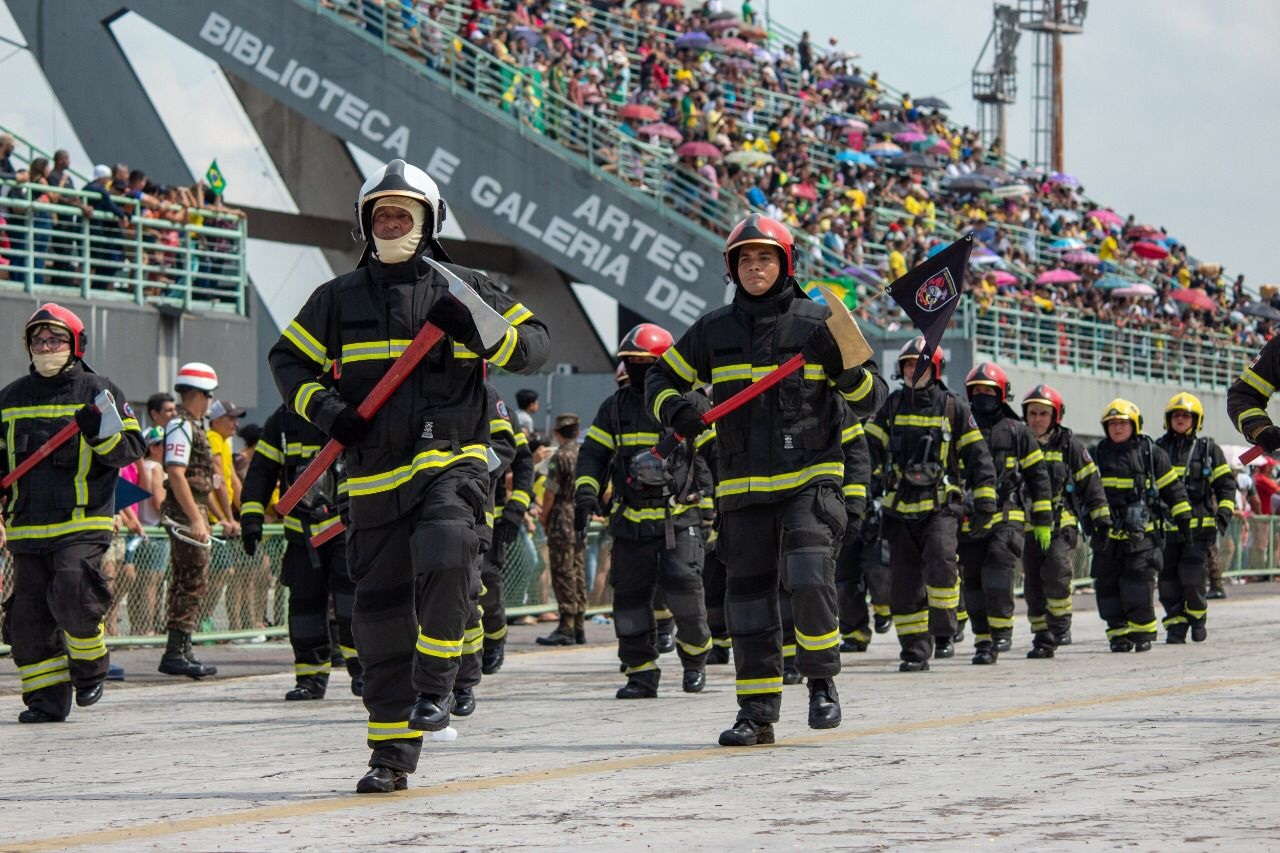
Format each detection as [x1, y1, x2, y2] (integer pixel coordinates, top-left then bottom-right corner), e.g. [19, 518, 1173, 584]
[1101, 398, 1142, 431]
[1164, 392, 1204, 433]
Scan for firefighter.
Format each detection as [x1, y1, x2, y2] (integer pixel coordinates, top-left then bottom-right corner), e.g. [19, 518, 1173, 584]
[958, 363, 1053, 664]
[1021, 384, 1110, 658]
[646, 213, 886, 746]
[832, 413, 872, 652]
[1092, 400, 1192, 652]
[158, 363, 230, 680]
[575, 323, 715, 698]
[864, 338, 997, 672]
[1156, 393, 1234, 643]
[478, 384, 534, 676]
[269, 159, 548, 794]
[241, 401, 362, 700]
[1227, 334, 1280, 456]
[0, 304, 144, 722]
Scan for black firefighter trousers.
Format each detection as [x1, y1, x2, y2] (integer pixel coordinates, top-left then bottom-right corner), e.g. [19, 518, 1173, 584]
[1022, 526, 1077, 645]
[1160, 534, 1211, 633]
[282, 535, 358, 693]
[1091, 538, 1160, 644]
[835, 531, 880, 646]
[3, 541, 112, 720]
[958, 523, 1022, 644]
[884, 507, 960, 663]
[346, 463, 485, 774]
[720, 484, 844, 724]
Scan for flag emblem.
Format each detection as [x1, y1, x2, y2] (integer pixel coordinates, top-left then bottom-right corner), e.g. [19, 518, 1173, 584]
[915, 269, 957, 313]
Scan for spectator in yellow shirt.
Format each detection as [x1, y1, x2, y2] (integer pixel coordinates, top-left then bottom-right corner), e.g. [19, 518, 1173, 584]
[1098, 231, 1120, 263]
[888, 236, 908, 281]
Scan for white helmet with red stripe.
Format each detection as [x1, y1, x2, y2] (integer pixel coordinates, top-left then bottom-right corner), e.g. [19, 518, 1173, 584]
[174, 362, 219, 393]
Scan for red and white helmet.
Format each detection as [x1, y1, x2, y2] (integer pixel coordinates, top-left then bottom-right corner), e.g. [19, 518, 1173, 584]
[897, 336, 944, 379]
[25, 303, 87, 359]
[965, 362, 1011, 403]
[617, 323, 673, 359]
[724, 214, 794, 284]
[175, 362, 219, 393]
[1022, 383, 1065, 424]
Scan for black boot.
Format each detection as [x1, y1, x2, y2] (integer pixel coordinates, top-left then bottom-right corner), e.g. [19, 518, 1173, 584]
[656, 631, 676, 654]
[1110, 637, 1134, 653]
[706, 644, 731, 665]
[182, 633, 216, 674]
[971, 640, 998, 665]
[953, 622, 967, 644]
[1191, 624, 1208, 642]
[933, 637, 955, 659]
[782, 658, 802, 684]
[347, 659, 364, 696]
[616, 667, 660, 699]
[574, 613, 587, 645]
[1133, 639, 1152, 652]
[75, 682, 104, 708]
[1027, 633, 1056, 659]
[839, 637, 868, 653]
[356, 766, 407, 794]
[899, 658, 930, 672]
[286, 681, 326, 701]
[452, 686, 476, 717]
[718, 718, 775, 746]
[481, 642, 505, 675]
[1053, 628, 1073, 646]
[158, 629, 216, 678]
[18, 708, 65, 723]
[1206, 584, 1226, 600]
[1166, 625, 1188, 644]
[682, 668, 706, 694]
[994, 636, 1012, 653]
[535, 619, 576, 646]
[807, 678, 841, 729]
[873, 613, 892, 634]
[408, 692, 454, 731]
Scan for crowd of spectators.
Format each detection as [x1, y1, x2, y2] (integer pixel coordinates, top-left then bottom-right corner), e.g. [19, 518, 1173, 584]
[0, 132, 246, 303]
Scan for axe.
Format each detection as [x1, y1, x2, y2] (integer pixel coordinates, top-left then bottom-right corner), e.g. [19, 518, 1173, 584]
[1, 388, 124, 490]
[276, 257, 512, 517]
[645, 286, 873, 463]
[1240, 445, 1265, 465]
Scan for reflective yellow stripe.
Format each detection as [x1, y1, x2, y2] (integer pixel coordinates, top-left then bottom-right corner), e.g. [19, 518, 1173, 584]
[1029, 615, 1048, 632]
[74, 437, 91, 505]
[661, 346, 698, 385]
[256, 441, 283, 464]
[841, 369, 874, 402]
[1155, 468, 1178, 489]
[735, 676, 783, 695]
[502, 302, 533, 326]
[843, 483, 867, 497]
[711, 363, 825, 384]
[295, 662, 332, 677]
[987, 616, 1016, 629]
[972, 485, 997, 501]
[695, 427, 716, 449]
[285, 442, 323, 458]
[6, 516, 115, 541]
[490, 419, 514, 438]
[1106, 625, 1130, 639]
[864, 422, 888, 445]
[625, 660, 659, 675]
[415, 633, 464, 659]
[339, 644, 359, 660]
[957, 429, 984, 448]
[283, 320, 327, 365]
[345, 445, 488, 497]
[1075, 462, 1098, 481]
[1031, 499, 1053, 513]
[795, 627, 840, 651]
[841, 423, 865, 443]
[651, 388, 680, 421]
[489, 326, 519, 368]
[1218, 498, 1236, 511]
[1211, 464, 1232, 481]
[485, 624, 508, 641]
[21, 668, 71, 694]
[717, 462, 844, 498]
[893, 611, 930, 635]
[1127, 619, 1158, 634]
[367, 721, 423, 741]
[1170, 501, 1191, 517]
[1102, 477, 1134, 489]
[1242, 367, 1275, 396]
[91, 431, 123, 455]
[574, 475, 601, 493]
[585, 425, 615, 449]
[64, 625, 107, 661]
[1046, 596, 1073, 616]
[1237, 407, 1268, 431]
[293, 382, 326, 418]
[452, 342, 480, 360]
[338, 338, 410, 365]
[1020, 449, 1044, 468]
[241, 501, 265, 517]
[892, 414, 947, 428]
[19, 654, 69, 679]
[283, 514, 343, 536]
[462, 626, 485, 655]
[1, 404, 81, 421]
[616, 502, 700, 523]
[508, 489, 531, 509]
[678, 637, 713, 656]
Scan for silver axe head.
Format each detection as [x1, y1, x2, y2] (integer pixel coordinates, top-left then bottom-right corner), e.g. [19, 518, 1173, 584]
[93, 388, 125, 441]
[421, 256, 512, 350]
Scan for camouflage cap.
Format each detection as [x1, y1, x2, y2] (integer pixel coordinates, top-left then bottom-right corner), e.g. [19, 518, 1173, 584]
[555, 413, 580, 429]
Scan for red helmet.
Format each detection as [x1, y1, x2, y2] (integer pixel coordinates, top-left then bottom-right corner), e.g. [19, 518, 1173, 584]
[965, 362, 1011, 403]
[617, 323, 673, 359]
[25, 303, 87, 359]
[724, 214, 794, 284]
[1022, 383, 1065, 423]
[897, 336, 943, 378]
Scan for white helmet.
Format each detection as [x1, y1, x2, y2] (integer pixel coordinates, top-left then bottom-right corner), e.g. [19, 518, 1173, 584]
[354, 159, 445, 244]
[175, 362, 219, 393]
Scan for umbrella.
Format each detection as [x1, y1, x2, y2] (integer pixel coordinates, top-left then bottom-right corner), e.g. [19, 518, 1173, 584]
[792, 183, 818, 201]
[970, 248, 1004, 266]
[1048, 237, 1085, 252]
[1126, 224, 1164, 240]
[843, 118, 869, 133]
[675, 141, 721, 159]
[1062, 250, 1101, 266]
[844, 265, 883, 285]
[974, 165, 1009, 180]
[1048, 172, 1079, 187]
[914, 96, 950, 110]
[713, 37, 754, 55]
[1088, 209, 1124, 227]
[1132, 241, 1169, 260]
[1014, 167, 1043, 180]
[709, 8, 736, 18]
[927, 140, 951, 156]
[893, 131, 927, 144]
[1241, 302, 1280, 321]
[988, 270, 1018, 286]
[837, 74, 867, 87]
[620, 103, 660, 122]
[637, 122, 682, 142]
[1171, 288, 1218, 313]
[707, 18, 738, 32]
[1093, 273, 1132, 291]
[990, 183, 1032, 199]
[738, 26, 769, 41]
[869, 120, 910, 136]
[724, 149, 775, 166]
[836, 149, 875, 166]
[673, 31, 711, 49]
[1035, 269, 1081, 285]
[725, 57, 756, 71]
[943, 175, 995, 193]
[1112, 284, 1157, 299]
[866, 141, 903, 158]
[874, 99, 901, 112]
[815, 79, 838, 90]
[822, 115, 854, 126]
[898, 151, 939, 169]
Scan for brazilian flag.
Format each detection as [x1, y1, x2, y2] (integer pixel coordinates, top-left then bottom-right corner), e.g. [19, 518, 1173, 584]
[205, 160, 227, 196]
[802, 276, 859, 310]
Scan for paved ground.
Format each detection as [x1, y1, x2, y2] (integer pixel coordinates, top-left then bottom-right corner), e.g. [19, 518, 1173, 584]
[1, 585, 1278, 852]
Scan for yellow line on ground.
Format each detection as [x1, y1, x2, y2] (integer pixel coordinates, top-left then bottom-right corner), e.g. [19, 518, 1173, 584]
[7, 671, 1273, 853]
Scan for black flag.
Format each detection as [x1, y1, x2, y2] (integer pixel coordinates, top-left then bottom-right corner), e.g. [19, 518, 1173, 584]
[886, 234, 974, 384]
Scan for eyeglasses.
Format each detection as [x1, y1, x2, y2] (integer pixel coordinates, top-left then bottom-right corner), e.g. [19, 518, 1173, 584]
[30, 336, 71, 352]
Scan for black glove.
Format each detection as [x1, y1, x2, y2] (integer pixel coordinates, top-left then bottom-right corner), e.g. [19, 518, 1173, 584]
[844, 511, 862, 544]
[426, 291, 479, 344]
[1254, 425, 1280, 453]
[672, 407, 709, 440]
[74, 404, 102, 438]
[1216, 508, 1233, 537]
[241, 516, 263, 557]
[1091, 523, 1112, 551]
[968, 505, 995, 537]
[574, 490, 600, 535]
[329, 406, 371, 446]
[1177, 516, 1193, 542]
[492, 516, 519, 553]
[801, 321, 845, 377]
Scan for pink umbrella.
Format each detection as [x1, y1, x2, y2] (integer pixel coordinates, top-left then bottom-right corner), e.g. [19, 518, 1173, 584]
[1062, 250, 1101, 266]
[989, 270, 1018, 286]
[675, 141, 722, 159]
[844, 118, 869, 133]
[1112, 283, 1157, 298]
[1132, 242, 1169, 260]
[1088, 209, 1124, 227]
[792, 183, 818, 201]
[713, 37, 754, 55]
[927, 140, 951, 156]
[867, 141, 902, 153]
[894, 131, 927, 144]
[1035, 269, 1082, 285]
[1171, 288, 1219, 313]
[637, 122, 683, 142]
[619, 103, 660, 122]
[707, 18, 737, 32]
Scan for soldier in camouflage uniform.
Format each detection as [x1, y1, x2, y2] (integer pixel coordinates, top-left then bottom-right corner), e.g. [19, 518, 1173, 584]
[157, 363, 225, 679]
[537, 413, 587, 646]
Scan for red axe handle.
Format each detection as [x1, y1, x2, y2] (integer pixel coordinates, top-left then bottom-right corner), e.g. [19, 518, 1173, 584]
[652, 353, 807, 459]
[277, 324, 446, 516]
[310, 520, 346, 549]
[1, 421, 81, 490]
[1240, 444, 1264, 465]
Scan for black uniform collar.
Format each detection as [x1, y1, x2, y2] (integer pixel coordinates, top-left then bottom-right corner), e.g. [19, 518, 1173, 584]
[367, 253, 429, 284]
[732, 276, 799, 316]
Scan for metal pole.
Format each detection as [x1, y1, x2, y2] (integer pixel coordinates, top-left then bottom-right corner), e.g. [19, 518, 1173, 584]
[1051, 0, 1064, 173]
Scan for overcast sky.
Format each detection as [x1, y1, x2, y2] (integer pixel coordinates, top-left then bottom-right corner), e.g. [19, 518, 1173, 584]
[2, 0, 1278, 296]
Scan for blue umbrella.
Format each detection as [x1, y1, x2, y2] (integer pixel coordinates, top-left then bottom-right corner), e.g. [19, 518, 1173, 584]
[1048, 237, 1085, 252]
[1093, 273, 1132, 291]
[674, 31, 711, 49]
[866, 146, 903, 159]
[836, 150, 875, 165]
